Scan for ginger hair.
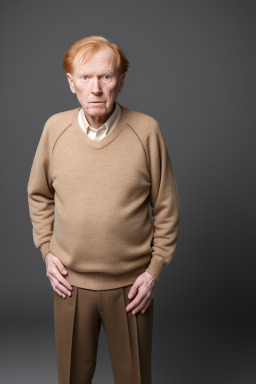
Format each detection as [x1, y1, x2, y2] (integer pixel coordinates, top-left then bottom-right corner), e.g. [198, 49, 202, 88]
[63, 35, 129, 75]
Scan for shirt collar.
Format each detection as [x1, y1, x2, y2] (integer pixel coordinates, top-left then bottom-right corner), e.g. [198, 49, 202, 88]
[80, 101, 121, 136]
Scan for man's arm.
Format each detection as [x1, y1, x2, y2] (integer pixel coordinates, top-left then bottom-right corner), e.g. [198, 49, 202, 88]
[27, 118, 55, 261]
[145, 121, 180, 280]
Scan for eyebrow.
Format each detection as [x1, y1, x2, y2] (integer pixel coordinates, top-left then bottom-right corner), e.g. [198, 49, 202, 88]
[81, 70, 115, 76]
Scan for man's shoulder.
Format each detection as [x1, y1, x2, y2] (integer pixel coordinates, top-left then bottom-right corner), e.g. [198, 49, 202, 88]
[124, 106, 158, 129]
[41, 107, 78, 143]
[44, 107, 78, 130]
[123, 105, 159, 140]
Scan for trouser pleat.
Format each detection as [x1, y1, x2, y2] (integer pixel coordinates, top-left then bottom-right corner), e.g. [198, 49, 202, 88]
[70, 287, 101, 384]
[101, 284, 153, 384]
[54, 286, 78, 384]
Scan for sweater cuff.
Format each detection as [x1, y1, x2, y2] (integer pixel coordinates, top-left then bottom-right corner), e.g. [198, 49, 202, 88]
[144, 255, 165, 280]
[40, 242, 51, 261]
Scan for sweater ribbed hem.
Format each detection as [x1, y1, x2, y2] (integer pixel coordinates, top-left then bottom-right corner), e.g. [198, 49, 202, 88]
[65, 262, 150, 290]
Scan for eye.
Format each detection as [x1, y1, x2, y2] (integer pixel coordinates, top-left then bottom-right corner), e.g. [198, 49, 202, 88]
[103, 75, 110, 80]
[82, 75, 88, 80]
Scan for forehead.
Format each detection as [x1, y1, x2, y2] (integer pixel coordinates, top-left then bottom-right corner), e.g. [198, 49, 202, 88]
[74, 47, 117, 75]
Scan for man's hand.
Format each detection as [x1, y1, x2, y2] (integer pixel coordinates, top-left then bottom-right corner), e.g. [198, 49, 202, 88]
[44, 253, 73, 298]
[126, 272, 158, 315]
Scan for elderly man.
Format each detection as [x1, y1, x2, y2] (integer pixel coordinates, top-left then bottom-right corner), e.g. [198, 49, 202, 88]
[27, 35, 180, 384]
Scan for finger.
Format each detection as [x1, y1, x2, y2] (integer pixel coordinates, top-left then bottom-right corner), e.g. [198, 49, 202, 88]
[50, 275, 72, 297]
[128, 277, 144, 299]
[53, 256, 68, 276]
[48, 267, 73, 291]
[56, 287, 67, 298]
[57, 288, 66, 298]
[50, 279, 66, 298]
[128, 280, 141, 299]
[133, 290, 152, 314]
[126, 289, 147, 312]
[141, 297, 153, 314]
[131, 295, 149, 315]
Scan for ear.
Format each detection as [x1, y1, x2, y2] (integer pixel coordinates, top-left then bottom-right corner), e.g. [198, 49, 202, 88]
[119, 73, 125, 93]
[66, 73, 76, 94]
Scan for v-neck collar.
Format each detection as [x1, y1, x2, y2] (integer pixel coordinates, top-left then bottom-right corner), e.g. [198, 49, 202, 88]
[72, 103, 129, 149]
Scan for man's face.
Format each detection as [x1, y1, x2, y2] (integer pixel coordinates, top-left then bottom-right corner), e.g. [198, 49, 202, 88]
[66, 47, 125, 123]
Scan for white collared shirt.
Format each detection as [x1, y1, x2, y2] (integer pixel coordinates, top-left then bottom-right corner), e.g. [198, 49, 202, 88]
[78, 101, 121, 140]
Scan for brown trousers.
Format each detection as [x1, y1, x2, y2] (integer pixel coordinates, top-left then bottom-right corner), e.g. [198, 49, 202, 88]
[53, 284, 154, 384]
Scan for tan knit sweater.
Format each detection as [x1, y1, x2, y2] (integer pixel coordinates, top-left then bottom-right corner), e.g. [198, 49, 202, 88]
[27, 104, 180, 290]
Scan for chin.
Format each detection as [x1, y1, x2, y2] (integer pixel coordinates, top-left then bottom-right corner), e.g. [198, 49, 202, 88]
[87, 109, 107, 117]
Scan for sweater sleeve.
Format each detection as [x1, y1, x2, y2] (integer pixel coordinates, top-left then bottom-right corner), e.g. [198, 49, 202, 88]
[27, 118, 55, 261]
[144, 122, 180, 280]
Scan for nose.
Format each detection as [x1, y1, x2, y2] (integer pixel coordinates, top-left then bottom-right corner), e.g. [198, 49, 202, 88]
[91, 78, 102, 95]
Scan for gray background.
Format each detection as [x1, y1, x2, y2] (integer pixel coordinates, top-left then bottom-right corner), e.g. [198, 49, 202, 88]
[1, 0, 256, 383]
